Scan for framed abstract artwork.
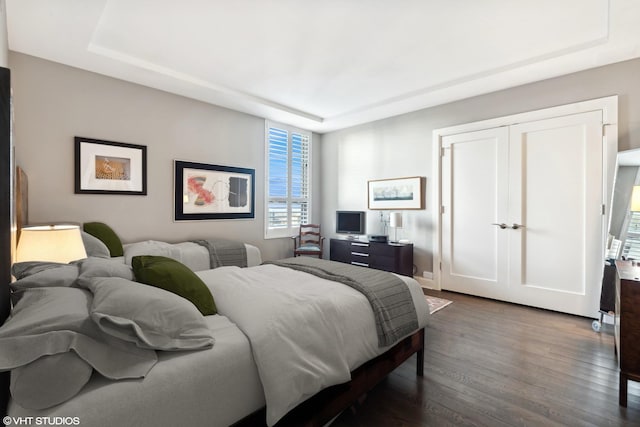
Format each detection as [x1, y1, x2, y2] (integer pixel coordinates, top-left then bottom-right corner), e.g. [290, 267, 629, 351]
[368, 176, 425, 210]
[174, 160, 255, 220]
[74, 137, 147, 195]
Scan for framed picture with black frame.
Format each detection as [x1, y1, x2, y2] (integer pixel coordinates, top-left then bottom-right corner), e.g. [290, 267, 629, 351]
[174, 160, 255, 221]
[74, 137, 147, 195]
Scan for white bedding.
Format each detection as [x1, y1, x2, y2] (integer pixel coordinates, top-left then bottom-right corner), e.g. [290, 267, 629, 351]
[7, 315, 265, 427]
[197, 264, 429, 426]
[8, 261, 428, 427]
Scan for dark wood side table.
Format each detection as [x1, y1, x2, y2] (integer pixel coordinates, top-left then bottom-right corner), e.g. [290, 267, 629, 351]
[615, 260, 640, 406]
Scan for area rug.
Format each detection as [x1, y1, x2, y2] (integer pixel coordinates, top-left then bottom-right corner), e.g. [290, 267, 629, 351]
[425, 295, 453, 314]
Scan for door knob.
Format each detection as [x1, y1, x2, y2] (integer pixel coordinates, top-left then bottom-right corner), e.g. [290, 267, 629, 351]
[492, 223, 507, 229]
[511, 223, 525, 229]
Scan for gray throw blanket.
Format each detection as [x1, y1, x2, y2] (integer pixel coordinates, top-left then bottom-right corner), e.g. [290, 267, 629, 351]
[264, 257, 418, 347]
[192, 239, 248, 269]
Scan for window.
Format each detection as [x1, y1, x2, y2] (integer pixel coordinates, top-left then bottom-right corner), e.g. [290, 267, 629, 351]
[623, 211, 640, 259]
[265, 121, 311, 238]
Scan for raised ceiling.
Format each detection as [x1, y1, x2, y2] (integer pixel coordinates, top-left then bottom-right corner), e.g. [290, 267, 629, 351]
[6, 0, 640, 133]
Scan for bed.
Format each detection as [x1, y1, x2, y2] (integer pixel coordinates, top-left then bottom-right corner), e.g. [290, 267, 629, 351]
[0, 236, 429, 426]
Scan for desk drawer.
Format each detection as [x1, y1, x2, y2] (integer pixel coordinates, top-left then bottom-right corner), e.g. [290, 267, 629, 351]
[348, 241, 371, 254]
[350, 250, 370, 267]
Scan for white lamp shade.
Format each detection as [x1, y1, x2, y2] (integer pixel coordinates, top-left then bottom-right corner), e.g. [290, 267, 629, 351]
[632, 186, 640, 212]
[16, 225, 87, 263]
[390, 212, 403, 228]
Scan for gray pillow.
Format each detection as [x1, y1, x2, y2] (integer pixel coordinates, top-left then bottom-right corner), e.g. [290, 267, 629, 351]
[10, 352, 93, 410]
[76, 256, 134, 281]
[79, 276, 214, 351]
[10, 262, 80, 294]
[11, 261, 68, 280]
[9, 256, 133, 295]
[0, 287, 157, 380]
[81, 231, 111, 259]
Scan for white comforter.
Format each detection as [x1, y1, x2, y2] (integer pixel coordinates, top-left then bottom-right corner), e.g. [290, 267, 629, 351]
[197, 264, 429, 426]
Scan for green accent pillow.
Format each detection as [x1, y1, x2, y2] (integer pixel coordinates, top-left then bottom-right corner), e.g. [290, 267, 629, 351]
[131, 255, 217, 315]
[83, 222, 124, 257]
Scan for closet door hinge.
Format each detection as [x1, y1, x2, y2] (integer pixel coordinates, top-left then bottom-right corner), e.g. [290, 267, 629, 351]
[602, 204, 606, 215]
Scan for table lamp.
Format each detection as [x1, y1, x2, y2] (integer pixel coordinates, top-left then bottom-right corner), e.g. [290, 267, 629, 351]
[389, 212, 403, 242]
[16, 225, 87, 263]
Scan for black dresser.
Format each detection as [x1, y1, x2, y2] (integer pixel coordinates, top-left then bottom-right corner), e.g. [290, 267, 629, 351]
[329, 238, 413, 276]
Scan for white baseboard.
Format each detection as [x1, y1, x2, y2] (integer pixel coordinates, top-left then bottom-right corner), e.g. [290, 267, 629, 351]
[414, 275, 436, 289]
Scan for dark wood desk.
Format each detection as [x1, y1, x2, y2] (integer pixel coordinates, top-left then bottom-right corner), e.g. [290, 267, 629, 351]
[615, 260, 640, 406]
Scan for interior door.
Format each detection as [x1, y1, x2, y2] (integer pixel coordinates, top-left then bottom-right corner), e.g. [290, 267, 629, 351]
[441, 110, 604, 317]
[507, 111, 604, 316]
[441, 127, 510, 300]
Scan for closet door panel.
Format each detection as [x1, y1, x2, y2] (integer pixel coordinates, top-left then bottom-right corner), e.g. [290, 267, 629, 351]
[508, 110, 603, 316]
[441, 127, 509, 299]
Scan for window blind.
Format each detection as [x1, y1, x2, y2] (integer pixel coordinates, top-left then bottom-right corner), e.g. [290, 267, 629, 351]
[623, 211, 640, 259]
[266, 122, 311, 237]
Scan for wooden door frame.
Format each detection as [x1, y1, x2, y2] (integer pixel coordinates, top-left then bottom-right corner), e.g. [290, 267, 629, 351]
[432, 96, 618, 291]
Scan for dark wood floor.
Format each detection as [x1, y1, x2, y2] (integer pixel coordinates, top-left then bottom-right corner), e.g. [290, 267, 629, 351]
[332, 290, 640, 427]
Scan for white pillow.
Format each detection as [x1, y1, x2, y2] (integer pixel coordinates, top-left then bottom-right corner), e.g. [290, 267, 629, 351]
[78, 276, 215, 351]
[123, 240, 176, 265]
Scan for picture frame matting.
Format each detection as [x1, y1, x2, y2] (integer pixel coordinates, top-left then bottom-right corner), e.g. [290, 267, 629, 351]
[368, 176, 424, 210]
[74, 137, 147, 195]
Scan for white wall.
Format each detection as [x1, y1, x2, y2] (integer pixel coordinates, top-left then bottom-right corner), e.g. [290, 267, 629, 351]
[321, 111, 433, 275]
[9, 52, 321, 262]
[321, 57, 640, 276]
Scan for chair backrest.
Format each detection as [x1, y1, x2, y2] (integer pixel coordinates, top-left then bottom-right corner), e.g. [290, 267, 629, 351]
[299, 224, 321, 246]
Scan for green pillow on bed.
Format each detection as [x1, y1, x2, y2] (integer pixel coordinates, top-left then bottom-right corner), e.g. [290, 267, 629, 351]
[83, 222, 124, 257]
[132, 255, 217, 315]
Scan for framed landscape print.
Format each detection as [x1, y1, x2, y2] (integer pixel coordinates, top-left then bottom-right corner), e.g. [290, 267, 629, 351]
[174, 160, 255, 220]
[74, 137, 147, 195]
[368, 176, 424, 210]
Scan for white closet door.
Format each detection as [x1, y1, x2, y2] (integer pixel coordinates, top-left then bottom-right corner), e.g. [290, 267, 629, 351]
[441, 127, 510, 299]
[507, 110, 603, 316]
[440, 110, 604, 317]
